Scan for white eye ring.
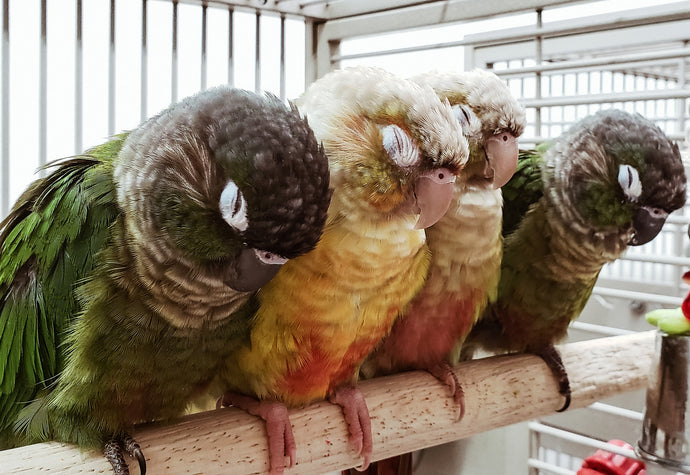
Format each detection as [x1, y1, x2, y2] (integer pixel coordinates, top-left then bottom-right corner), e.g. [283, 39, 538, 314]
[618, 164, 642, 201]
[254, 249, 288, 266]
[220, 180, 248, 232]
[382, 124, 421, 168]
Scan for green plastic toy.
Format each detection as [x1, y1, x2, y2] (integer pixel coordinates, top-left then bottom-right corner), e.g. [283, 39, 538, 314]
[645, 271, 690, 334]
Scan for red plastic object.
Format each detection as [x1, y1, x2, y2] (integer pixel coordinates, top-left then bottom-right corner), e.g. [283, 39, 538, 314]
[682, 271, 690, 320]
[577, 440, 646, 475]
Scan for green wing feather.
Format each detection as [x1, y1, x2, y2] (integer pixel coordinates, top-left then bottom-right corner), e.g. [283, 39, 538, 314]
[0, 135, 125, 446]
[501, 144, 549, 237]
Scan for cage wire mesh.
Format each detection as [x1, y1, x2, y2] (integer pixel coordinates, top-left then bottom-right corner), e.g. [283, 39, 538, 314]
[2, 0, 690, 473]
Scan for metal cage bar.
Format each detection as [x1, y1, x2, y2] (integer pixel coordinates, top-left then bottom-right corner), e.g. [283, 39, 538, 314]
[1, 0, 7, 218]
[171, 0, 178, 103]
[75, 0, 83, 152]
[38, 0, 46, 175]
[228, 6, 234, 86]
[201, 3, 207, 90]
[279, 13, 285, 100]
[254, 9, 260, 93]
[108, 0, 116, 136]
[140, 0, 148, 122]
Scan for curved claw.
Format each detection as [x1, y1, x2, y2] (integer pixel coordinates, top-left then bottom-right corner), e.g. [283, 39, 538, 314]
[104, 434, 146, 475]
[328, 386, 373, 471]
[134, 448, 147, 475]
[534, 344, 571, 413]
[123, 434, 147, 475]
[556, 393, 571, 413]
[428, 361, 465, 420]
[219, 392, 296, 474]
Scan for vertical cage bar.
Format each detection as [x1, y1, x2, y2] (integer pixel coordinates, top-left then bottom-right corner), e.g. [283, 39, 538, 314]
[171, 0, 178, 103]
[528, 427, 540, 475]
[678, 56, 687, 134]
[675, 57, 687, 290]
[108, 0, 116, 136]
[303, 18, 316, 87]
[39, 0, 47, 175]
[201, 3, 207, 90]
[75, 0, 83, 153]
[1, 0, 9, 218]
[534, 8, 543, 140]
[587, 71, 592, 114]
[228, 7, 233, 86]
[140, 0, 147, 123]
[254, 10, 260, 93]
[279, 14, 285, 101]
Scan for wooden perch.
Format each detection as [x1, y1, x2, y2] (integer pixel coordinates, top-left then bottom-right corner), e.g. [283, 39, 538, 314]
[0, 331, 655, 474]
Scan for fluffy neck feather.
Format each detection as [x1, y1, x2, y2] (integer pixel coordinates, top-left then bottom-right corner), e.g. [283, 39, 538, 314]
[128, 230, 249, 329]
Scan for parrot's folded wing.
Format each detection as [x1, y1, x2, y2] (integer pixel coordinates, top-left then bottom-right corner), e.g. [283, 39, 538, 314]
[0, 137, 123, 442]
[501, 146, 547, 237]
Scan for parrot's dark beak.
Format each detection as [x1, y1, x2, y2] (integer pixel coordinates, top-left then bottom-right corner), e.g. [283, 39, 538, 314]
[629, 206, 669, 246]
[483, 133, 519, 189]
[226, 247, 284, 292]
[413, 168, 456, 229]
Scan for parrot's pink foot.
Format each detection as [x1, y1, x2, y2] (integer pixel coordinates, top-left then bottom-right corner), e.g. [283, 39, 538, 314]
[219, 392, 296, 474]
[428, 361, 465, 420]
[534, 344, 571, 412]
[104, 433, 146, 475]
[328, 386, 373, 471]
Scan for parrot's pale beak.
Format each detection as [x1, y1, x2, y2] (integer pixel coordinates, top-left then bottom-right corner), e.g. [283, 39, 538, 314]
[629, 206, 669, 246]
[413, 168, 456, 229]
[484, 132, 519, 189]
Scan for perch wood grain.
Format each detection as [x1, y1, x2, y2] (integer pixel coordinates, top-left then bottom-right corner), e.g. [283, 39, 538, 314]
[0, 331, 655, 474]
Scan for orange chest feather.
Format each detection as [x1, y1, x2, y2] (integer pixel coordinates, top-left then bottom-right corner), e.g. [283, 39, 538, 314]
[277, 305, 400, 402]
[249, 227, 430, 405]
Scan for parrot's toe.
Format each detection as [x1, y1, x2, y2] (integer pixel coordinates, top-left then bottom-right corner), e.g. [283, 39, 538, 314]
[534, 344, 571, 412]
[104, 434, 146, 475]
[219, 391, 296, 474]
[104, 439, 129, 475]
[427, 361, 465, 420]
[328, 385, 373, 471]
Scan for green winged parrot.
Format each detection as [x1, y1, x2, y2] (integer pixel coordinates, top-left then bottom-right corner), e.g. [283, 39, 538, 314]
[0, 86, 332, 474]
[463, 109, 687, 411]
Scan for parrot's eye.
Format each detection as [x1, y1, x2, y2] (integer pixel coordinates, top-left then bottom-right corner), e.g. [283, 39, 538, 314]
[220, 180, 248, 232]
[381, 124, 421, 168]
[617, 164, 642, 202]
[452, 104, 476, 133]
[254, 249, 288, 266]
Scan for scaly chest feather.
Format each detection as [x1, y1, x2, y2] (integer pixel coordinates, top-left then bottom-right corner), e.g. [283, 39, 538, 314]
[234, 218, 429, 405]
[423, 187, 502, 299]
[365, 187, 503, 375]
[494, 204, 614, 350]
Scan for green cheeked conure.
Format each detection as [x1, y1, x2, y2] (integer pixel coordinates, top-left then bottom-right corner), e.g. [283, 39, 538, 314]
[464, 109, 687, 411]
[0, 87, 331, 474]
